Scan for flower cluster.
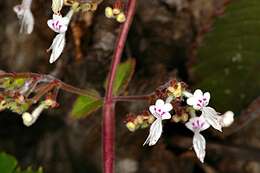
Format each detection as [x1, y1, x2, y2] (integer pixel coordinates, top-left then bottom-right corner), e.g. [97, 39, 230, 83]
[125, 112, 155, 132]
[13, 0, 34, 34]
[0, 74, 60, 127]
[142, 89, 234, 162]
[125, 80, 234, 163]
[105, 0, 126, 23]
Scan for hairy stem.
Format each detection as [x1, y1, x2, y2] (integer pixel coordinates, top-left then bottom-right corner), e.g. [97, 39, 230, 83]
[102, 0, 137, 172]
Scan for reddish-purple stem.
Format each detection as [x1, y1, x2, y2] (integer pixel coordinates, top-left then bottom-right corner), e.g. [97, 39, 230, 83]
[102, 0, 137, 172]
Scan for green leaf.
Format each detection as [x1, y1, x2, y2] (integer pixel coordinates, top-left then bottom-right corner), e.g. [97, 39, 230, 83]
[104, 59, 136, 96]
[0, 153, 17, 173]
[71, 90, 103, 119]
[0, 152, 42, 173]
[191, 0, 260, 114]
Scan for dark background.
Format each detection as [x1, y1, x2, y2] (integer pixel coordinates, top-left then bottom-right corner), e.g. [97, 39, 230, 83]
[0, 0, 259, 173]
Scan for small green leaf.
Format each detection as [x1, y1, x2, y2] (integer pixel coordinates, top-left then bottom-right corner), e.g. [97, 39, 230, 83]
[0, 152, 43, 173]
[71, 90, 103, 119]
[104, 59, 136, 95]
[0, 153, 17, 173]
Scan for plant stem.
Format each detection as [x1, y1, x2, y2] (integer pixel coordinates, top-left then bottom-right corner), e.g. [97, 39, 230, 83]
[102, 0, 137, 172]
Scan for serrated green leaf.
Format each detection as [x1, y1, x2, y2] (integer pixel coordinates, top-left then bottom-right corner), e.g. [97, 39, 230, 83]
[0, 153, 17, 173]
[192, 0, 260, 114]
[104, 59, 136, 96]
[71, 91, 103, 119]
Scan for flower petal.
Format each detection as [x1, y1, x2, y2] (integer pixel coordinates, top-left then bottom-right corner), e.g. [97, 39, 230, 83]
[155, 99, 165, 107]
[194, 89, 203, 98]
[48, 33, 66, 64]
[162, 112, 171, 120]
[20, 10, 34, 34]
[143, 119, 163, 146]
[187, 97, 196, 106]
[202, 107, 222, 132]
[221, 111, 234, 127]
[203, 92, 210, 103]
[13, 5, 25, 18]
[163, 103, 173, 112]
[149, 105, 156, 116]
[185, 116, 210, 132]
[193, 132, 206, 163]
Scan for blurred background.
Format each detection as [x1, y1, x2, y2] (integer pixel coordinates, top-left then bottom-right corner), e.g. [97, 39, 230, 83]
[0, 0, 259, 172]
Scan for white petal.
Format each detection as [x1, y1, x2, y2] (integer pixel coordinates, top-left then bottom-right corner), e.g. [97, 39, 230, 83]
[193, 132, 206, 163]
[53, 14, 63, 20]
[155, 99, 164, 107]
[13, 5, 25, 18]
[187, 97, 196, 106]
[149, 105, 156, 116]
[185, 116, 210, 132]
[20, 9, 34, 34]
[204, 92, 210, 103]
[202, 107, 222, 132]
[22, 0, 32, 8]
[221, 111, 234, 127]
[48, 33, 66, 64]
[143, 119, 163, 146]
[162, 112, 171, 120]
[193, 89, 203, 98]
[163, 103, 173, 112]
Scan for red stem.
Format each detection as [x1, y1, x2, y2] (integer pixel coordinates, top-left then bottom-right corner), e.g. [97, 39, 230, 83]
[102, 0, 136, 172]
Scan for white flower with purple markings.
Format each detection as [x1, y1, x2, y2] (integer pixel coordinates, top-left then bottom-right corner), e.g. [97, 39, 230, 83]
[143, 99, 173, 146]
[13, 0, 34, 34]
[185, 116, 210, 163]
[47, 10, 74, 63]
[187, 89, 222, 131]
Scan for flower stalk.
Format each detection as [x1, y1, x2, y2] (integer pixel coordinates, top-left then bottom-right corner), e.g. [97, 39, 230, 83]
[102, 0, 137, 172]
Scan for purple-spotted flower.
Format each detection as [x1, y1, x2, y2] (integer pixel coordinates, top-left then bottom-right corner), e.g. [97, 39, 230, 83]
[13, 0, 34, 34]
[185, 116, 210, 163]
[143, 99, 173, 146]
[187, 89, 222, 131]
[47, 10, 74, 63]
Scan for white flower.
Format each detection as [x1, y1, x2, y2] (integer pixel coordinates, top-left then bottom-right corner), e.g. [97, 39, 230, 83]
[187, 89, 222, 131]
[13, 0, 34, 34]
[143, 99, 173, 146]
[52, 0, 64, 14]
[47, 33, 66, 64]
[47, 10, 73, 63]
[219, 111, 234, 127]
[185, 116, 210, 163]
[22, 103, 46, 127]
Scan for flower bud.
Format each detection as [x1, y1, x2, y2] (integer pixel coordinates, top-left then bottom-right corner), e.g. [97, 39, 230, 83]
[52, 0, 64, 14]
[116, 12, 126, 23]
[22, 112, 33, 127]
[112, 8, 121, 15]
[220, 111, 234, 127]
[126, 122, 136, 132]
[105, 7, 114, 18]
